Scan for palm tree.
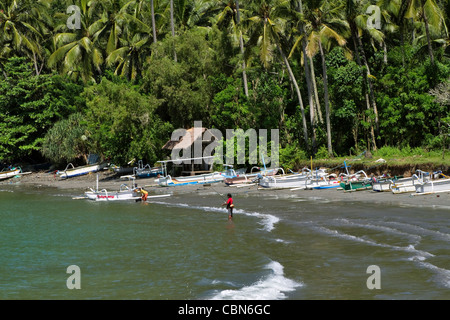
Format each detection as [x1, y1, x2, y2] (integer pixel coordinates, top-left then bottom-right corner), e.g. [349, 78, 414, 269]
[345, 0, 381, 150]
[405, 0, 446, 65]
[48, 0, 132, 82]
[303, 0, 350, 157]
[213, 0, 249, 97]
[245, 0, 310, 149]
[0, 0, 46, 77]
[106, 27, 150, 80]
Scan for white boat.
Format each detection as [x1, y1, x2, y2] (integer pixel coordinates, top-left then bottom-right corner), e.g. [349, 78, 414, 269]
[157, 172, 225, 187]
[57, 162, 107, 179]
[85, 185, 143, 201]
[391, 170, 430, 194]
[0, 167, 21, 180]
[83, 175, 171, 201]
[259, 168, 326, 189]
[307, 174, 341, 189]
[372, 175, 407, 192]
[413, 171, 450, 195]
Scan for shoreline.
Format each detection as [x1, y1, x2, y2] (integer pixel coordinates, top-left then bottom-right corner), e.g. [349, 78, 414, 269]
[1, 170, 449, 209]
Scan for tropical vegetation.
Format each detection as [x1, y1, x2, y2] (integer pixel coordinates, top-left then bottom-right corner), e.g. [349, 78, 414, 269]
[0, 0, 449, 168]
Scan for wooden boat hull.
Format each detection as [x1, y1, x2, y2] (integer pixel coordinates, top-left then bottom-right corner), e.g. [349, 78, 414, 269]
[339, 180, 372, 191]
[157, 173, 224, 186]
[0, 169, 21, 180]
[85, 190, 142, 201]
[224, 168, 278, 186]
[414, 178, 450, 194]
[58, 163, 106, 179]
[259, 174, 310, 189]
[310, 180, 341, 189]
[135, 167, 163, 178]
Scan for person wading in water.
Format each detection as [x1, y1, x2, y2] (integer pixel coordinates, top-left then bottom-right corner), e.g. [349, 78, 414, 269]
[222, 193, 234, 220]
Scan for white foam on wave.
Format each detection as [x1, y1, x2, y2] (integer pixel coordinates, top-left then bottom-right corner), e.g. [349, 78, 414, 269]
[151, 200, 279, 232]
[382, 221, 450, 242]
[314, 226, 434, 258]
[333, 218, 422, 245]
[209, 261, 302, 300]
[415, 260, 450, 288]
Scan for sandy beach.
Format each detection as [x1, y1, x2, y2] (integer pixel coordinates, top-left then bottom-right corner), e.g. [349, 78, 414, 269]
[2, 169, 449, 208]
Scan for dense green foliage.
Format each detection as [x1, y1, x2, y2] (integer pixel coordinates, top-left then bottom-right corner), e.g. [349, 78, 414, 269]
[0, 0, 448, 167]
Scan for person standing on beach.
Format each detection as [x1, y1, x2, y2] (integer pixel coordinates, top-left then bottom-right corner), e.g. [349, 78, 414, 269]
[222, 193, 234, 220]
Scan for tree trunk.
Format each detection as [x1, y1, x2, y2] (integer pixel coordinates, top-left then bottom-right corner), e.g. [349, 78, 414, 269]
[422, 6, 435, 65]
[309, 56, 323, 123]
[278, 46, 309, 148]
[356, 31, 379, 139]
[351, 30, 377, 151]
[170, 0, 177, 62]
[235, 0, 249, 97]
[151, 0, 157, 43]
[303, 40, 317, 153]
[318, 41, 333, 157]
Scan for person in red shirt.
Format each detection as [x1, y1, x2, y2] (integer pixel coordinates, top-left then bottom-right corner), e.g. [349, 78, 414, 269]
[222, 193, 234, 220]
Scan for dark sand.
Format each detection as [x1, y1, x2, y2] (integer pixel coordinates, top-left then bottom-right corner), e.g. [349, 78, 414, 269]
[2, 169, 449, 208]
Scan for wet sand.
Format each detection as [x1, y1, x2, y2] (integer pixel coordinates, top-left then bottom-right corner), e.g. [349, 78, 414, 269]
[2, 169, 449, 208]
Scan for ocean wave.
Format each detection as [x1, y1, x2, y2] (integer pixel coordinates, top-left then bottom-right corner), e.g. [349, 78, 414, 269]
[332, 218, 422, 245]
[313, 226, 434, 258]
[414, 260, 450, 289]
[150, 201, 279, 232]
[209, 261, 302, 300]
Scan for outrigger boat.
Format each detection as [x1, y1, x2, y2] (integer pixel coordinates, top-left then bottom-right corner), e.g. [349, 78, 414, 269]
[339, 170, 372, 191]
[413, 171, 450, 195]
[391, 170, 430, 194]
[224, 166, 279, 186]
[259, 168, 327, 189]
[0, 167, 22, 180]
[307, 174, 341, 189]
[157, 172, 225, 187]
[133, 160, 163, 178]
[372, 175, 407, 192]
[57, 162, 107, 179]
[83, 175, 171, 201]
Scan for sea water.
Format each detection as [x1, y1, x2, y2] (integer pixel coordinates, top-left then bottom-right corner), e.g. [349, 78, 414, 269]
[0, 187, 449, 300]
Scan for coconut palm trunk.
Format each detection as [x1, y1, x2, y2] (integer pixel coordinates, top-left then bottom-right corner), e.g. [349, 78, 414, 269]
[278, 46, 309, 148]
[235, 0, 249, 97]
[170, 0, 177, 62]
[151, 0, 157, 43]
[318, 41, 333, 157]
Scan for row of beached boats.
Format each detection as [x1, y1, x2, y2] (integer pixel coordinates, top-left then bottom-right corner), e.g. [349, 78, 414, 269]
[255, 167, 450, 196]
[52, 158, 450, 197]
[3, 158, 449, 202]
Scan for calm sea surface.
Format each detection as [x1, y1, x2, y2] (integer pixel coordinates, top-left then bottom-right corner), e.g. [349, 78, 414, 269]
[1, 186, 449, 300]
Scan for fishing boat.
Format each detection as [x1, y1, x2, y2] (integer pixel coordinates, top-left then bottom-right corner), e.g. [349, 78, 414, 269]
[259, 168, 326, 189]
[307, 174, 341, 189]
[372, 175, 406, 192]
[157, 172, 225, 187]
[0, 167, 21, 180]
[133, 160, 163, 178]
[57, 162, 107, 179]
[339, 170, 372, 191]
[111, 165, 134, 175]
[391, 170, 430, 194]
[85, 185, 144, 201]
[83, 175, 171, 201]
[413, 171, 450, 195]
[224, 166, 279, 186]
